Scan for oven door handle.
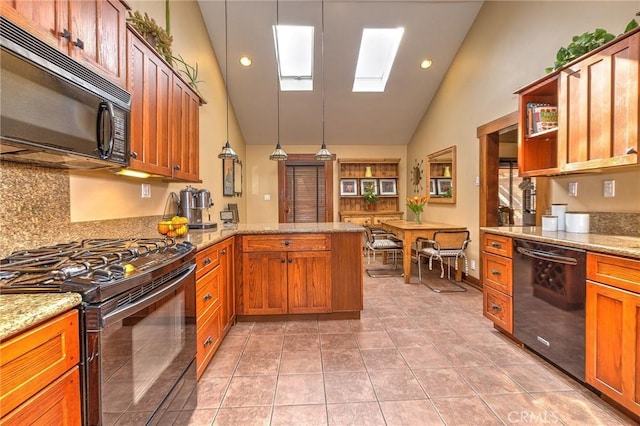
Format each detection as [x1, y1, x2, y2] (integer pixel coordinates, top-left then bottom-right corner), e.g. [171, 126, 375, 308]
[102, 263, 196, 327]
[515, 246, 578, 265]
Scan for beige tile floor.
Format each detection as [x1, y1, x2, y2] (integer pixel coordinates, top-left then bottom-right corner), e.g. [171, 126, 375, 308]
[182, 261, 636, 425]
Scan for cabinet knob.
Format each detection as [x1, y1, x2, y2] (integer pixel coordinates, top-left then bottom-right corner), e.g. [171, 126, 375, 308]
[130, 151, 138, 159]
[202, 257, 211, 266]
[283, 241, 291, 246]
[59, 29, 72, 41]
[626, 147, 638, 155]
[73, 38, 84, 49]
[491, 242, 501, 248]
[221, 249, 226, 255]
[490, 303, 501, 312]
[174, 164, 181, 171]
[491, 269, 501, 276]
[288, 258, 293, 263]
[203, 336, 213, 347]
[203, 293, 212, 302]
[281, 258, 286, 263]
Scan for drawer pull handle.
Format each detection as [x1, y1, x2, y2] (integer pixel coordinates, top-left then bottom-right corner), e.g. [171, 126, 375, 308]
[491, 303, 501, 312]
[202, 258, 211, 266]
[60, 29, 72, 41]
[626, 147, 638, 155]
[491, 269, 501, 276]
[73, 38, 84, 49]
[283, 241, 291, 246]
[491, 242, 501, 248]
[204, 336, 213, 347]
[203, 293, 212, 302]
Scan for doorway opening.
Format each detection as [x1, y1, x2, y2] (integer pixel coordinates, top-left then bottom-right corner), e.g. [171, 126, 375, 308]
[277, 154, 335, 223]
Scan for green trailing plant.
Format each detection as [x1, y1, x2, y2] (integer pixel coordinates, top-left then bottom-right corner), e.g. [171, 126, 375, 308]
[127, 10, 173, 64]
[362, 183, 379, 207]
[545, 19, 638, 74]
[173, 54, 204, 97]
[545, 28, 615, 73]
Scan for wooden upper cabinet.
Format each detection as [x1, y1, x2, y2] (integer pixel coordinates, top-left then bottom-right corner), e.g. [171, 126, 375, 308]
[127, 29, 173, 176]
[1, 0, 127, 87]
[172, 76, 200, 182]
[559, 29, 639, 172]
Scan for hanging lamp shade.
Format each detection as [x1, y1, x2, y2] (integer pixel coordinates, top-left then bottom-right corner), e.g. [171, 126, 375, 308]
[218, 141, 238, 159]
[314, 142, 332, 161]
[269, 142, 288, 161]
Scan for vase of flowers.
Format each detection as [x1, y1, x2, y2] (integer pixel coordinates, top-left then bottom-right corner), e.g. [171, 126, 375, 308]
[406, 195, 427, 223]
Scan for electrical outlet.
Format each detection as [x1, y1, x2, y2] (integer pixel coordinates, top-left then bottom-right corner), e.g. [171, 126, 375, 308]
[470, 260, 476, 271]
[141, 183, 151, 198]
[603, 180, 615, 197]
[568, 182, 578, 197]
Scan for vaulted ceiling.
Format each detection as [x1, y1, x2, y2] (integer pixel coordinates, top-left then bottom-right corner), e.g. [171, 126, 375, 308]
[198, 0, 483, 146]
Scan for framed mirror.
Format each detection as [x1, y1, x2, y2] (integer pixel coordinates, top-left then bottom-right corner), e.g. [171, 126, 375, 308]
[427, 145, 456, 204]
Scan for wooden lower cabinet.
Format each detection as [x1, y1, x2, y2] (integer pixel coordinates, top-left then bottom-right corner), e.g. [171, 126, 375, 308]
[242, 251, 289, 315]
[0, 309, 80, 423]
[194, 237, 234, 379]
[340, 212, 403, 226]
[481, 232, 513, 333]
[586, 253, 640, 418]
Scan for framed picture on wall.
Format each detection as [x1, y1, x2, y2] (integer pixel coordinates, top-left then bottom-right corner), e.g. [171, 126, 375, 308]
[379, 179, 397, 195]
[233, 160, 243, 195]
[429, 179, 437, 195]
[437, 178, 452, 196]
[360, 179, 378, 195]
[223, 158, 234, 196]
[340, 179, 358, 196]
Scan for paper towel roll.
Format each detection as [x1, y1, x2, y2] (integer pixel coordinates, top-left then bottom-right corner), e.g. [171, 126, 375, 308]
[551, 204, 567, 231]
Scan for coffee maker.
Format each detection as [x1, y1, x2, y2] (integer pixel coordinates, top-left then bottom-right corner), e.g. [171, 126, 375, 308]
[179, 186, 217, 229]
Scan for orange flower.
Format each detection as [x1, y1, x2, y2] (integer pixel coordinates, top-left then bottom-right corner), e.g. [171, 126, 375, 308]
[406, 195, 427, 214]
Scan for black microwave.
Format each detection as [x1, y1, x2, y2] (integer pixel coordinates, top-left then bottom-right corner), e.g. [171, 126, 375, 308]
[0, 16, 131, 170]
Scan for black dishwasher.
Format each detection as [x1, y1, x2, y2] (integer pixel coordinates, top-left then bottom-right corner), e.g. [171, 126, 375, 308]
[513, 238, 587, 382]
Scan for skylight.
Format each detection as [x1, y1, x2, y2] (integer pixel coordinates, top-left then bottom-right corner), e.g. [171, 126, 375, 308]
[353, 28, 404, 92]
[273, 25, 314, 91]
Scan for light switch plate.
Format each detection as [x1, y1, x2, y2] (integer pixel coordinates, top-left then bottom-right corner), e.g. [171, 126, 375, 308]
[141, 183, 151, 198]
[603, 180, 615, 197]
[568, 182, 578, 197]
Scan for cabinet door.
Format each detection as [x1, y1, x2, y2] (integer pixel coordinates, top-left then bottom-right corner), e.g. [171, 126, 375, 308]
[69, 0, 127, 86]
[585, 281, 640, 415]
[171, 76, 200, 181]
[287, 251, 331, 314]
[0, 0, 68, 51]
[127, 30, 173, 176]
[241, 252, 288, 315]
[220, 238, 235, 332]
[559, 32, 639, 172]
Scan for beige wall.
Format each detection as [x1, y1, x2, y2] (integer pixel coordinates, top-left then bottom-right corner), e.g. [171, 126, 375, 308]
[407, 1, 640, 279]
[69, 0, 247, 223]
[245, 145, 407, 224]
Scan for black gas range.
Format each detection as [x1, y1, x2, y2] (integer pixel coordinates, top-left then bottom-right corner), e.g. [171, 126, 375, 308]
[0, 237, 198, 425]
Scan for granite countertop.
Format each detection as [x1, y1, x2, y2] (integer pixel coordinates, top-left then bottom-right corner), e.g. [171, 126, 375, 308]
[185, 222, 364, 251]
[0, 293, 83, 341]
[481, 226, 640, 260]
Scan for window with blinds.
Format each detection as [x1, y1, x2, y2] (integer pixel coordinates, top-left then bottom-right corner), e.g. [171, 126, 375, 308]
[286, 165, 326, 223]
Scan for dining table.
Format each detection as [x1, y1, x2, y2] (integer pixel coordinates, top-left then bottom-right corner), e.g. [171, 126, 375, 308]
[380, 219, 468, 283]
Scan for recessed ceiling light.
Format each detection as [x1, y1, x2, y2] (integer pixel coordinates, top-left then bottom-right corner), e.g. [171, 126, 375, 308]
[239, 56, 252, 67]
[420, 59, 433, 69]
[353, 28, 404, 92]
[273, 25, 314, 91]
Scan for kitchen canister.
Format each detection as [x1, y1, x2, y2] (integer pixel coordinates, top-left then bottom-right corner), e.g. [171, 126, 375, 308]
[551, 203, 567, 231]
[541, 215, 558, 231]
[565, 212, 590, 233]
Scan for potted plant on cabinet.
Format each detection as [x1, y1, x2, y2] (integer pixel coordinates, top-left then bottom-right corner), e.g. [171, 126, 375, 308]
[362, 183, 379, 211]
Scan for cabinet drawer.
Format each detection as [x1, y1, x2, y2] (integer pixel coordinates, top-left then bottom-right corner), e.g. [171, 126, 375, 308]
[372, 214, 403, 225]
[242, 234, 330, 252]
[587, 253, 640, 294]
[1, 366, 81, 425]
[483, 253, 513, 295]
[196, 305, 222, 379]
[196, 266, 221, 320]
[482, 233, 512, 258]
[196, 245, 221, 279]
[0, 309, 79, 417]
[483, 286, 513, 334]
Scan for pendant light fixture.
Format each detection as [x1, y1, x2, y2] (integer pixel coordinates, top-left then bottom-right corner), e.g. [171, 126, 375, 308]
[269, 0, 288, 161]
[315, 0, 333, 161]
[218, 0, 239, 160]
